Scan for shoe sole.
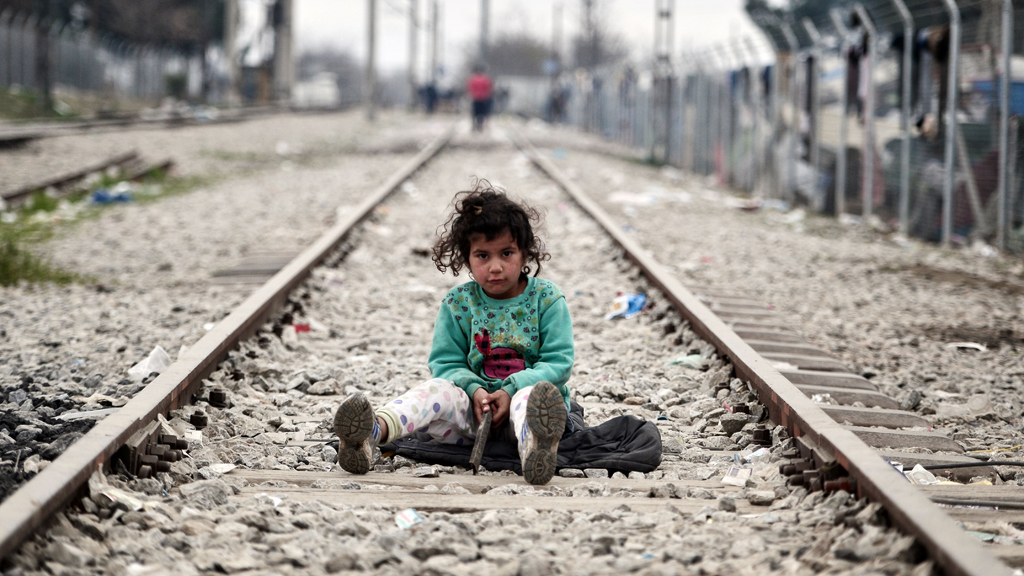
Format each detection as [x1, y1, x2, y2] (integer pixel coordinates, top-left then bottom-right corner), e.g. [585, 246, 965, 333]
[333, 394, 374, 474]
[523, 381, 566, 485]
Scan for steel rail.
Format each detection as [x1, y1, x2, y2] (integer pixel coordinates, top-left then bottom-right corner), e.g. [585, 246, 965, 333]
[1, 150, 140, 205]
[507, 126, 1011, 576]
[0, 124, 455, 562]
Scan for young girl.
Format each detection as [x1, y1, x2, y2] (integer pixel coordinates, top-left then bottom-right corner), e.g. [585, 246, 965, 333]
[333, 183, 574, 485]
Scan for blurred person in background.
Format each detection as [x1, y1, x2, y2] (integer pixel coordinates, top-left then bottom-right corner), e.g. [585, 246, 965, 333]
[467, 64, 494, 131]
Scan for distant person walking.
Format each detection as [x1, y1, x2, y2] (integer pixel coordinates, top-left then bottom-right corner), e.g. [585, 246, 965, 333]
[466, 65, 494, 132]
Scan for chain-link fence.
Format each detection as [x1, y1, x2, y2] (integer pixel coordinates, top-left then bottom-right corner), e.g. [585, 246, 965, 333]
[559, 0, 1023, 252]
[0, 9, 203, 106]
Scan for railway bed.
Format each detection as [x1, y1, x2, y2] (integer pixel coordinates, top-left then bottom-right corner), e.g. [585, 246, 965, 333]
[0, 122, 1021, 575]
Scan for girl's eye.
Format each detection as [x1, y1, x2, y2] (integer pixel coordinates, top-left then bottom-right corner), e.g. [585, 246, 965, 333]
[503, 251, 514, 257]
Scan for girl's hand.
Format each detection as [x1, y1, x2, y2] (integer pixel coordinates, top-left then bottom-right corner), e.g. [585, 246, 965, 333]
[486, 390, 511, 428]
[472, 388, 491, 425]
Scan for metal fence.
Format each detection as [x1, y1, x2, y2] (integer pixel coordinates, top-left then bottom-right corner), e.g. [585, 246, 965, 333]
[0, 9, 203, 106]
[561, 0, 1024, 253]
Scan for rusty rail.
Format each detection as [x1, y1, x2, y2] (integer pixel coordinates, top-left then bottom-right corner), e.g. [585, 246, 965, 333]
[507, 126, 1010, 576]
[0, 125, 455, 561]
[1, 151, 140, 206]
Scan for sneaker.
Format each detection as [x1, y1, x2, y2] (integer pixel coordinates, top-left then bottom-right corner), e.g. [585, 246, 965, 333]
[333, 393, 375, 474]
[522, 381, 567, 485]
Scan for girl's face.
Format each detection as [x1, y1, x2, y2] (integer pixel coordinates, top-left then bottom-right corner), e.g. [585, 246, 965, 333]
[468, 229, 526, 300]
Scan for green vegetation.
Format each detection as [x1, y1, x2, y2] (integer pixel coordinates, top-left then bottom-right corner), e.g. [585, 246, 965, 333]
[0, 168, 210, 287]
[0, 228, 80, 287]
[0, 87, 73, 121]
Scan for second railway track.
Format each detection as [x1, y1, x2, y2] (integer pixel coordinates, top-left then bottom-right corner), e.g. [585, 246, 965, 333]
[0, 122, 1021, 575]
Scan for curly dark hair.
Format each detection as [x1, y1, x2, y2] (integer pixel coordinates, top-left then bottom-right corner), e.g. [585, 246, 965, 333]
[432, 181, 550, 278]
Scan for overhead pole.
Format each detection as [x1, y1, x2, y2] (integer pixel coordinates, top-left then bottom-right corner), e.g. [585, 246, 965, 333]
[854, 4, 877, 222]
[653, 0, 675, 165]
[408, 0, 418, 110]
[480, 0, 489, 66]
[744, 37, 764, 193]
[366, 0, 377, 121]
[803, 18, 824, 211]
[779, 22, 799, 205]
[760, 21, 783, 199]
[830, 8, 851, 218]
[891, 0, 914, 236]
[430, 0, 438, 84]
[224, 0, 240, 106]
[940, 0, 961, 247]
[731, 41, 753, 190]
[998, 0, 1013, 250]
[272, 0, 294, 105]
[717, 43, 734, 184]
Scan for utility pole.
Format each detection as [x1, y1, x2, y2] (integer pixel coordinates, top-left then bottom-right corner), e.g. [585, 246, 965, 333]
[430, 0, 439, 84]
[479, 0, 489, 66]
[366, 0, 377, 121]
[552, 2, 563, 63]
[653, 0, 675, 164]
[272, 0, 293, 105]
[33, 0, 53, 111]
[582, 0, 595, 69]
[224, 0, 240, 106]
[550, 2, 563, 91]
[408, 0, 418, 109]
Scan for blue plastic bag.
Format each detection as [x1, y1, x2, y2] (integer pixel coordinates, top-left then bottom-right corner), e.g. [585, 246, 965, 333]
[605, 293, 646, 320]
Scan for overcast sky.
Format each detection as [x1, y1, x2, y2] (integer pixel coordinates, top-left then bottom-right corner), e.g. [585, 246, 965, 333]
[287, 0, 768, 80]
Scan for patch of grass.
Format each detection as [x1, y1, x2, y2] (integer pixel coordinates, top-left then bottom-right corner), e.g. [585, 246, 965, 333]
[0, 87, 72, 121]
[1, 169, 212, 287]
[0, 234, 80, 287]
[21, 191, 61, 215]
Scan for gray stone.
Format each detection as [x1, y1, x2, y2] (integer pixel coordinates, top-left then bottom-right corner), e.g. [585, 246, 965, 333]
[719, 413, 748, 435]
[747, 490, 776, 506]
[306, 379, 338, 395]
[558, 468, 586, 478]
[7, 389, 28, 405]
[650, 483, 679, 499]
[178, 479, 232, 510]
[687, 487, 714, 499]
[717, 496, 736, 512]
[45, 541, 89, 567]
[413, 465, 439, 478]
[584, 468, 609, 479]
[322, 444, 338, 463]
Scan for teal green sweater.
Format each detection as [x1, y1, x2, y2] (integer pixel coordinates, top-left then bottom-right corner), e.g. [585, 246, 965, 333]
[427, 276, 574, 408]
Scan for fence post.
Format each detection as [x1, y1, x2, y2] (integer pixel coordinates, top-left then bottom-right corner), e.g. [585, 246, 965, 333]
[22, 15, 37, 90]
[780, 23, 798, 205]
[854, 4, 877, 222]
[731, 41, 751, 191]
[743, 38, 763, 194]
[0, 10, 11, 88]
[998, 0, 1013, 250]
[763, 34, 783, 199]
[891, 0, 914, 236]
[716, 44, 733, 186]
[803, 18, 824, 211]
[940, 0, 961, 246]
[829, 9, 851, 218]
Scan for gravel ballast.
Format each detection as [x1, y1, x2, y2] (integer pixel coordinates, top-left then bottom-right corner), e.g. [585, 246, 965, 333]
[5, 127, 929, 575]
[0, 112, 447, 502]
[528, 122, 1024, 472]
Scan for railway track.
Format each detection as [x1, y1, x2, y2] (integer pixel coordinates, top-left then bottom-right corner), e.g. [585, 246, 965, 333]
[0, 105, 288, 148]
[0, 122, 1019, 575]
[0, 150, 173, 207]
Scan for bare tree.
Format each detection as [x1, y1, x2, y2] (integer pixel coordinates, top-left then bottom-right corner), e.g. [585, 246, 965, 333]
[570, 3, 626, 70]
